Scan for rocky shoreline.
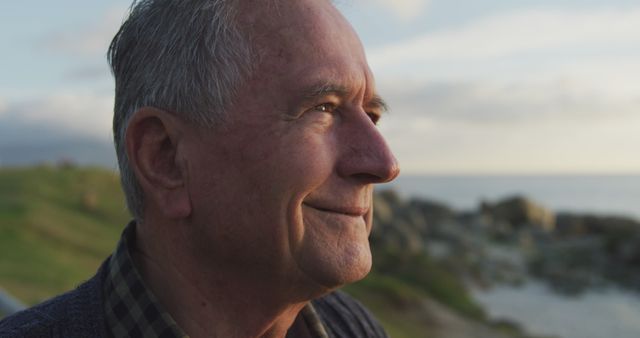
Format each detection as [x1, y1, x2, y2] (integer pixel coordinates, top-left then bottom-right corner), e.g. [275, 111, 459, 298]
[373, 189, 640, 296]
[366, 189, 640, 337]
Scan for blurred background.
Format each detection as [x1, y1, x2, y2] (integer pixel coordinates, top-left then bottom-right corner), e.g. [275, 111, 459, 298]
[1, 1, 639, 337]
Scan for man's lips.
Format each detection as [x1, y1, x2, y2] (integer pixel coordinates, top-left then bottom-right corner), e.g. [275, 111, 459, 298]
[302, 202, 368, 217]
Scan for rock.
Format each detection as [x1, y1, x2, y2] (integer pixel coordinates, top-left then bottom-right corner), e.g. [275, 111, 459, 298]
[482, 196, 555, 232]
[375, 189, 404, 210]
[371, 219, 424, 256]
[556, 213, 640, 237]
[529, 236, 608, 295]
[410, 198, 454, 226]
[371, 190, 425, 256]
[372, 196, 394, 226]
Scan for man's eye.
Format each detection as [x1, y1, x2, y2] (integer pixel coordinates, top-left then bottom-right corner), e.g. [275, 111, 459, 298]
[313, 103, 336, 113]
[367, 112, 380, 125]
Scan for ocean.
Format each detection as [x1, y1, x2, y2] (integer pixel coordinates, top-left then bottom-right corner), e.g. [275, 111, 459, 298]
[380, 175, 640, 220]
[473, 282, 640, 338]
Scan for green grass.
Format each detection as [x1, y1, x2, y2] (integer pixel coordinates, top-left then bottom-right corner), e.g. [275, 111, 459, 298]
[0, 165, 129, 305]
[368, 247, 486, 320]
[343, 273, 437, 338]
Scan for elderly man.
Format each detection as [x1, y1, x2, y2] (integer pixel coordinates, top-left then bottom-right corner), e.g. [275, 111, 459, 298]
[0, 0, 399, 337]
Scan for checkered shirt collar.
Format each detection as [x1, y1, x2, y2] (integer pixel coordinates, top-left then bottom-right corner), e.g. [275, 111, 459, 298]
[103, 222, 187, 338]
[103, 222, 329, 338]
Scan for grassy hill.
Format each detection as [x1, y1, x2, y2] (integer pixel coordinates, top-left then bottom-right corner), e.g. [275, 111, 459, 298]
[0, 165, 129, 305]
[0, 165, 532, 338]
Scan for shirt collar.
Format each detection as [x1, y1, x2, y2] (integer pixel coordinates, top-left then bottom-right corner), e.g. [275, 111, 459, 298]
[103, 221, 328, 338]
[103, 221, 187, 338]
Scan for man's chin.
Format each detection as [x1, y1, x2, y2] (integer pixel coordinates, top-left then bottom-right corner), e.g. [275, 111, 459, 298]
[300, 243, 373, 292]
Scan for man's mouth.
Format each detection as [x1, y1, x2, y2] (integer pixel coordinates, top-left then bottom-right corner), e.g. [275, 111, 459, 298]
[302, 202, 368, 217]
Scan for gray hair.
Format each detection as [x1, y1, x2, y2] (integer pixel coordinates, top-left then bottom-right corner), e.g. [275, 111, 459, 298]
[108, 0, 253, 221]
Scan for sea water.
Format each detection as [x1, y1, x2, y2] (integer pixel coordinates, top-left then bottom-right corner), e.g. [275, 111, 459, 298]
[473, 282, 640, 338]
[381, 175, 640, 220]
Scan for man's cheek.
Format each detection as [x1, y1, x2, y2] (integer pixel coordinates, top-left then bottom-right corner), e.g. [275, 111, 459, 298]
[292, 139, 335, 174]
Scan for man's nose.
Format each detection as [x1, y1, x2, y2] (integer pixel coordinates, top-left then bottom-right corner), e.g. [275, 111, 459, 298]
[337, 114, 400, 184]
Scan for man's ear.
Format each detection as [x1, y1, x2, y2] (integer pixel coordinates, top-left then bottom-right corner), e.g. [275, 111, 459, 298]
[125, 107, 192, 219]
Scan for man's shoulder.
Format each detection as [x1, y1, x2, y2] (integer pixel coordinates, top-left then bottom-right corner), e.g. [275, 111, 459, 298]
[0, 291, 71, 338]
[313, 290, 389, 338]
[0, 263, 107, 338]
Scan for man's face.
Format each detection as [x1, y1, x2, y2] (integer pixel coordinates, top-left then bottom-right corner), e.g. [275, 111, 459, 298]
[181, 0, 399, 291]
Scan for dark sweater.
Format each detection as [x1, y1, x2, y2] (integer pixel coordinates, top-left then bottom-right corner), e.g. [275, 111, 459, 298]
[0, 260, 387, 338]
[0, 260, 109, 338]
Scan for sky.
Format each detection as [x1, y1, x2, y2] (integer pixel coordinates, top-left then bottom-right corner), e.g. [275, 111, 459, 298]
[1, 0, 639, 174]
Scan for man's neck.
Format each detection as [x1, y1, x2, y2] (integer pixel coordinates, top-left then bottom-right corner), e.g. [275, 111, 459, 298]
[131, 223, 314, 338]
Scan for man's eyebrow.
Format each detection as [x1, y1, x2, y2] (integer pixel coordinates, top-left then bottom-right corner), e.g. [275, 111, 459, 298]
[302, 83, 349, 101]
[368, 94, 390, 113]
[301, 83, 390, 113]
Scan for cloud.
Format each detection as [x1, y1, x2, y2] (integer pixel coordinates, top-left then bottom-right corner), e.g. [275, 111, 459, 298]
[363, 7, 640, 137]
[2, 92, 114, 142]
[42, 6, 127, 56]
[0, 91, 118, 167]
[374, 77, 640, 174]
[366, 4, 640, 173]
[379, 80, 640, 125]
[379, 106, 640, 174]
[369, 0, 430, 21]
[368, 7, 640, 66]
[64, 64, 112, 82]
[0, 97, 6, 116]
